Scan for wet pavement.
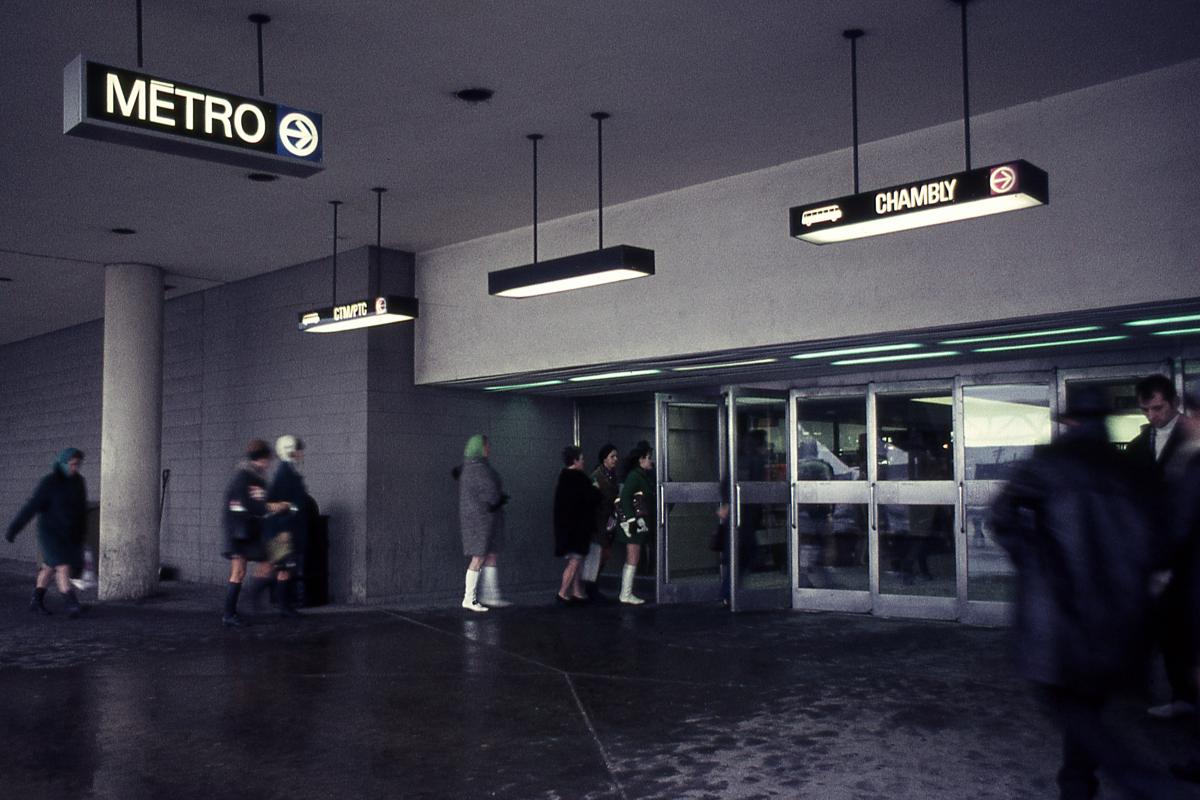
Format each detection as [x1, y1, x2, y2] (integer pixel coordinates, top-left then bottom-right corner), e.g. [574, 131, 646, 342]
[1, 559, 1198, 800]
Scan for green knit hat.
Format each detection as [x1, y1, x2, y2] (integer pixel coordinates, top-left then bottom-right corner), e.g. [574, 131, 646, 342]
[463, 434, 487, 459]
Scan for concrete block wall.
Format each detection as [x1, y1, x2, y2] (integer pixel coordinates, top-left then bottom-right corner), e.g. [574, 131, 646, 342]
[0, 321, 103, 563]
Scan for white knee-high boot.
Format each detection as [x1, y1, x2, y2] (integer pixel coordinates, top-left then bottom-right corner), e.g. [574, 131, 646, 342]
[619, 564, 644, 605]
[462, 569, 488, 612]
[479, 565, 512, 608]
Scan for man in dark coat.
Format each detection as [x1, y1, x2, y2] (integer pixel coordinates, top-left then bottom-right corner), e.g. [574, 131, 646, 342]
[5, 448, 88, 618]
[991, 389, 1186, 799]
[1128, 374, 1197, 719]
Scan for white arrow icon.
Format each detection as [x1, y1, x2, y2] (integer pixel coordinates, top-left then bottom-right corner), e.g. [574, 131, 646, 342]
[279, 112, 319, 157]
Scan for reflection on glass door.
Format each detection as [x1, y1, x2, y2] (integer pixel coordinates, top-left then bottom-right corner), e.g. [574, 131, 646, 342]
[961, 382, 1051, 616]
[792, 390, 871, 612]
[656, 394, 724, 604]
[728, 390, 791, 611]
[873, 384, 958, 618]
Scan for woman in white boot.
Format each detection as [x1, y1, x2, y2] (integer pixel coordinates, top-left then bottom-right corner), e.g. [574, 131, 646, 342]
[457, 434, 509, 611]
[616, 444, 655, 605]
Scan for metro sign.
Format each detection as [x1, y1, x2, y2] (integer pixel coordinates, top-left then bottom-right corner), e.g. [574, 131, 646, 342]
[790, 160, 1048, 244]
[63, 56, 323, 177]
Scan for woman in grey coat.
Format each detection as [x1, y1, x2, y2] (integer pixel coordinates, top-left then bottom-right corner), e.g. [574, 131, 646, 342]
[458, 434, 509, 611]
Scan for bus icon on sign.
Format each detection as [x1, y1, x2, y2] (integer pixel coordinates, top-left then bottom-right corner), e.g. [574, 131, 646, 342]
[801, 204, 843, 227]
[989, 165, 1017, 195]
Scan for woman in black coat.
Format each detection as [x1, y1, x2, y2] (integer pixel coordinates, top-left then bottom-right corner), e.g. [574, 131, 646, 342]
[5, 447, 88, 617]
[553, 445, 602, 605]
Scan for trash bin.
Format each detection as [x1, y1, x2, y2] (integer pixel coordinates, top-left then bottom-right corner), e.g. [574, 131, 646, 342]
[302, 513, 330, 607]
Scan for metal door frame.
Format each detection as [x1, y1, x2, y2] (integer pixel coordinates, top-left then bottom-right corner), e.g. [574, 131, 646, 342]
[725, 386, 794, 612]
[789, 385, 873, 613]
[655, 392, 726, 604]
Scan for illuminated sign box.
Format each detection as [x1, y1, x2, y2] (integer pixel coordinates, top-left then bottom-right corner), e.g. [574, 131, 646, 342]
[298, 295, 419, 333]
[63, 56, 323, 177]
[790, 160, 1048, 244]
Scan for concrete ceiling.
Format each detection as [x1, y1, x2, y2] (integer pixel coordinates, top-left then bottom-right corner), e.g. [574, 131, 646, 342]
[2, 0, 1199, 346]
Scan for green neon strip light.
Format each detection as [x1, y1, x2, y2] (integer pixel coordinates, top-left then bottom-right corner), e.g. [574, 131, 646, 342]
[568, 369, 662, 383]
[792, 343, 920, 360]
[1123, 313, 1200, 327]
[483, 380, 564, 391]
[672, 358, 777, 372]
[1150, 327, 1200, 336]
[940, 325, 1101, 345]
[973, 335, 1128, 353]
[832, 351, 959, 365]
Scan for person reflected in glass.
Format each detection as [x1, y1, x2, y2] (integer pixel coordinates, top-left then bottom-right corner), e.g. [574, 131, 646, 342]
[5, 448, 88, 618]
[616, 444, 654, 605]
[553, 446, 601, 605]
[458, 434, 509, 612]
[796, 438, 835, 588]
[581, 444, 620, 602]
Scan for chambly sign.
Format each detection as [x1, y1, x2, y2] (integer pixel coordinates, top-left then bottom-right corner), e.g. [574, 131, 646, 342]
[63, 56, 323, 177]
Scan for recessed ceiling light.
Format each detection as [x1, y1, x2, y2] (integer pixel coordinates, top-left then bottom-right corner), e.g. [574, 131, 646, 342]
[831, 350, 958, 366]
[454, 87, 494, 104]
[568, 369, 661, 383]
[972, 335, 1128, 353]
[110, 227, 136, 235]
[672, 358, 778, 372]
[247, 172, 279, 182]
[940, 325, 1102, 345]
[484, 380, 564, 392]
[1124, 313, 1200, 327]
[792, 343, 920, 360]
[1150, 327, 1200, 336]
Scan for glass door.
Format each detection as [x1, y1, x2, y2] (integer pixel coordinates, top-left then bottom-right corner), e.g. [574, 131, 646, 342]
[655, 393, 725, 604]
[1057, 363, 1176, 454]
[958, 374, 1053, 624]
[727, 388, 792, 612]
[871, 381, 959, 620]
[791, 387, 872, 612]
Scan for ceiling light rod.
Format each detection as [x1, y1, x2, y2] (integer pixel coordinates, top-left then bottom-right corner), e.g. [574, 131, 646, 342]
[592, 111, 610, 248]
[135, 0, 144, 67]
[371, 186, 386, 297]
[249, 13, 271, 97]
[843, 29, 864, 193]
[528, 133, 543, 263]
[955, 0, 972, 170]
[329, 199, 341, 305]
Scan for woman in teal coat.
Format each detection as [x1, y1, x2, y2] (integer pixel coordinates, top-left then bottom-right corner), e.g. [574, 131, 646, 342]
[616, 443, 655, 605]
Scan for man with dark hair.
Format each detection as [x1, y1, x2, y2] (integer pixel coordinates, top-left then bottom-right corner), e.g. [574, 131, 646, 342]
[1130, 374, 1196, 719]
[991, 388, 1186, 799]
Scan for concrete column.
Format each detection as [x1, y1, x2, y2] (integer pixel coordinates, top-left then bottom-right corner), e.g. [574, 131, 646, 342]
[99, 263, 164, 600]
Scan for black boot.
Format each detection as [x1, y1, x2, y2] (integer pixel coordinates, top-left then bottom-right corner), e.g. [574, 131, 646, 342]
[64, 590, 82, 619]
[28, 587, 52, 615]
[222, 582, 244, 627]
[248, 577, 273, 612]
[277, 579, 301, 618]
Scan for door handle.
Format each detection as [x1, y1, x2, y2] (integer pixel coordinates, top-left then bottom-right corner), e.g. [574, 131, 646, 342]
[735, 484, 742, 528]
[958, 483, 966, 534]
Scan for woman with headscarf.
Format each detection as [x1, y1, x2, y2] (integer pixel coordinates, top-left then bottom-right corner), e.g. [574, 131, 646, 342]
[266, 434, 309, 616]
[553, 445, 602, 605]
[221, 439, 290, 627]
[616, 443, 655, 605]
[458, 434, 509, 611]
[5, 447, 88, 618]
[580, 443, 620, 601]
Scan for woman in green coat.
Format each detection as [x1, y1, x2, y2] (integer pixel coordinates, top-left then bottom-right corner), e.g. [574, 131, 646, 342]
[616, 444, 655, 605]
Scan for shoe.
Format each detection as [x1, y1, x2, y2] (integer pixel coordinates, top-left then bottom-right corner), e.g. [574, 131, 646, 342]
[222, 614, 245, 627]
[555, 594, 573, 607]
[1147, 700, 1196, 719]
[619, 593, 645, 605]
[1170, 760, 1200, 783]
[28, 588, 52, 616]
[461, 599, 489, 613]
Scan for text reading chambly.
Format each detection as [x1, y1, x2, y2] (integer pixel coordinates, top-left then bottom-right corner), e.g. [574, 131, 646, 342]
[875, 179, 958, 215]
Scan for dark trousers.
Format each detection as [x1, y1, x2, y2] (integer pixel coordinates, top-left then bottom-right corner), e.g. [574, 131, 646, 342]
[1037, 685, 1192, 799]
[1157, 576, 1199, 704]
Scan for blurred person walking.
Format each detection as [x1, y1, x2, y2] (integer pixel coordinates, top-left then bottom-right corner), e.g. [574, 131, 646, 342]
[581, 444, 620, 602]
[458, 434, 509, 612]
[221, 439, 290, 627]
[5, 448, 88, 618]
[553, 445, 601, 605]
[991, 389, 1187, 799]
[265, 434, 310, 617]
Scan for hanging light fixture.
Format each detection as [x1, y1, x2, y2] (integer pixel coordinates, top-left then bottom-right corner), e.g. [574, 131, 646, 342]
[488, 115, 655, 298]
[298, 193, 418, 333]
[790, 4, 1048, 244]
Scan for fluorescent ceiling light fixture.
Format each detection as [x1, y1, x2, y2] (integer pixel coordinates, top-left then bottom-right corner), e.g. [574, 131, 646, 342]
[792, 343, 920, 360]
[568, 368, 661, 383]
[488, 245, 655, 297]
[672, 358, 778, 372]
[483, 380, 564, 392]
[1150, 327, 1200, 336]
[790, 161, 1048, 244]
[940, 325, 1101, 345]
[832, 351, 959, 366]
[973, 335, 1128, 353]
[298, 295, 418, 333]
[1124, 313, 1200, 327]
